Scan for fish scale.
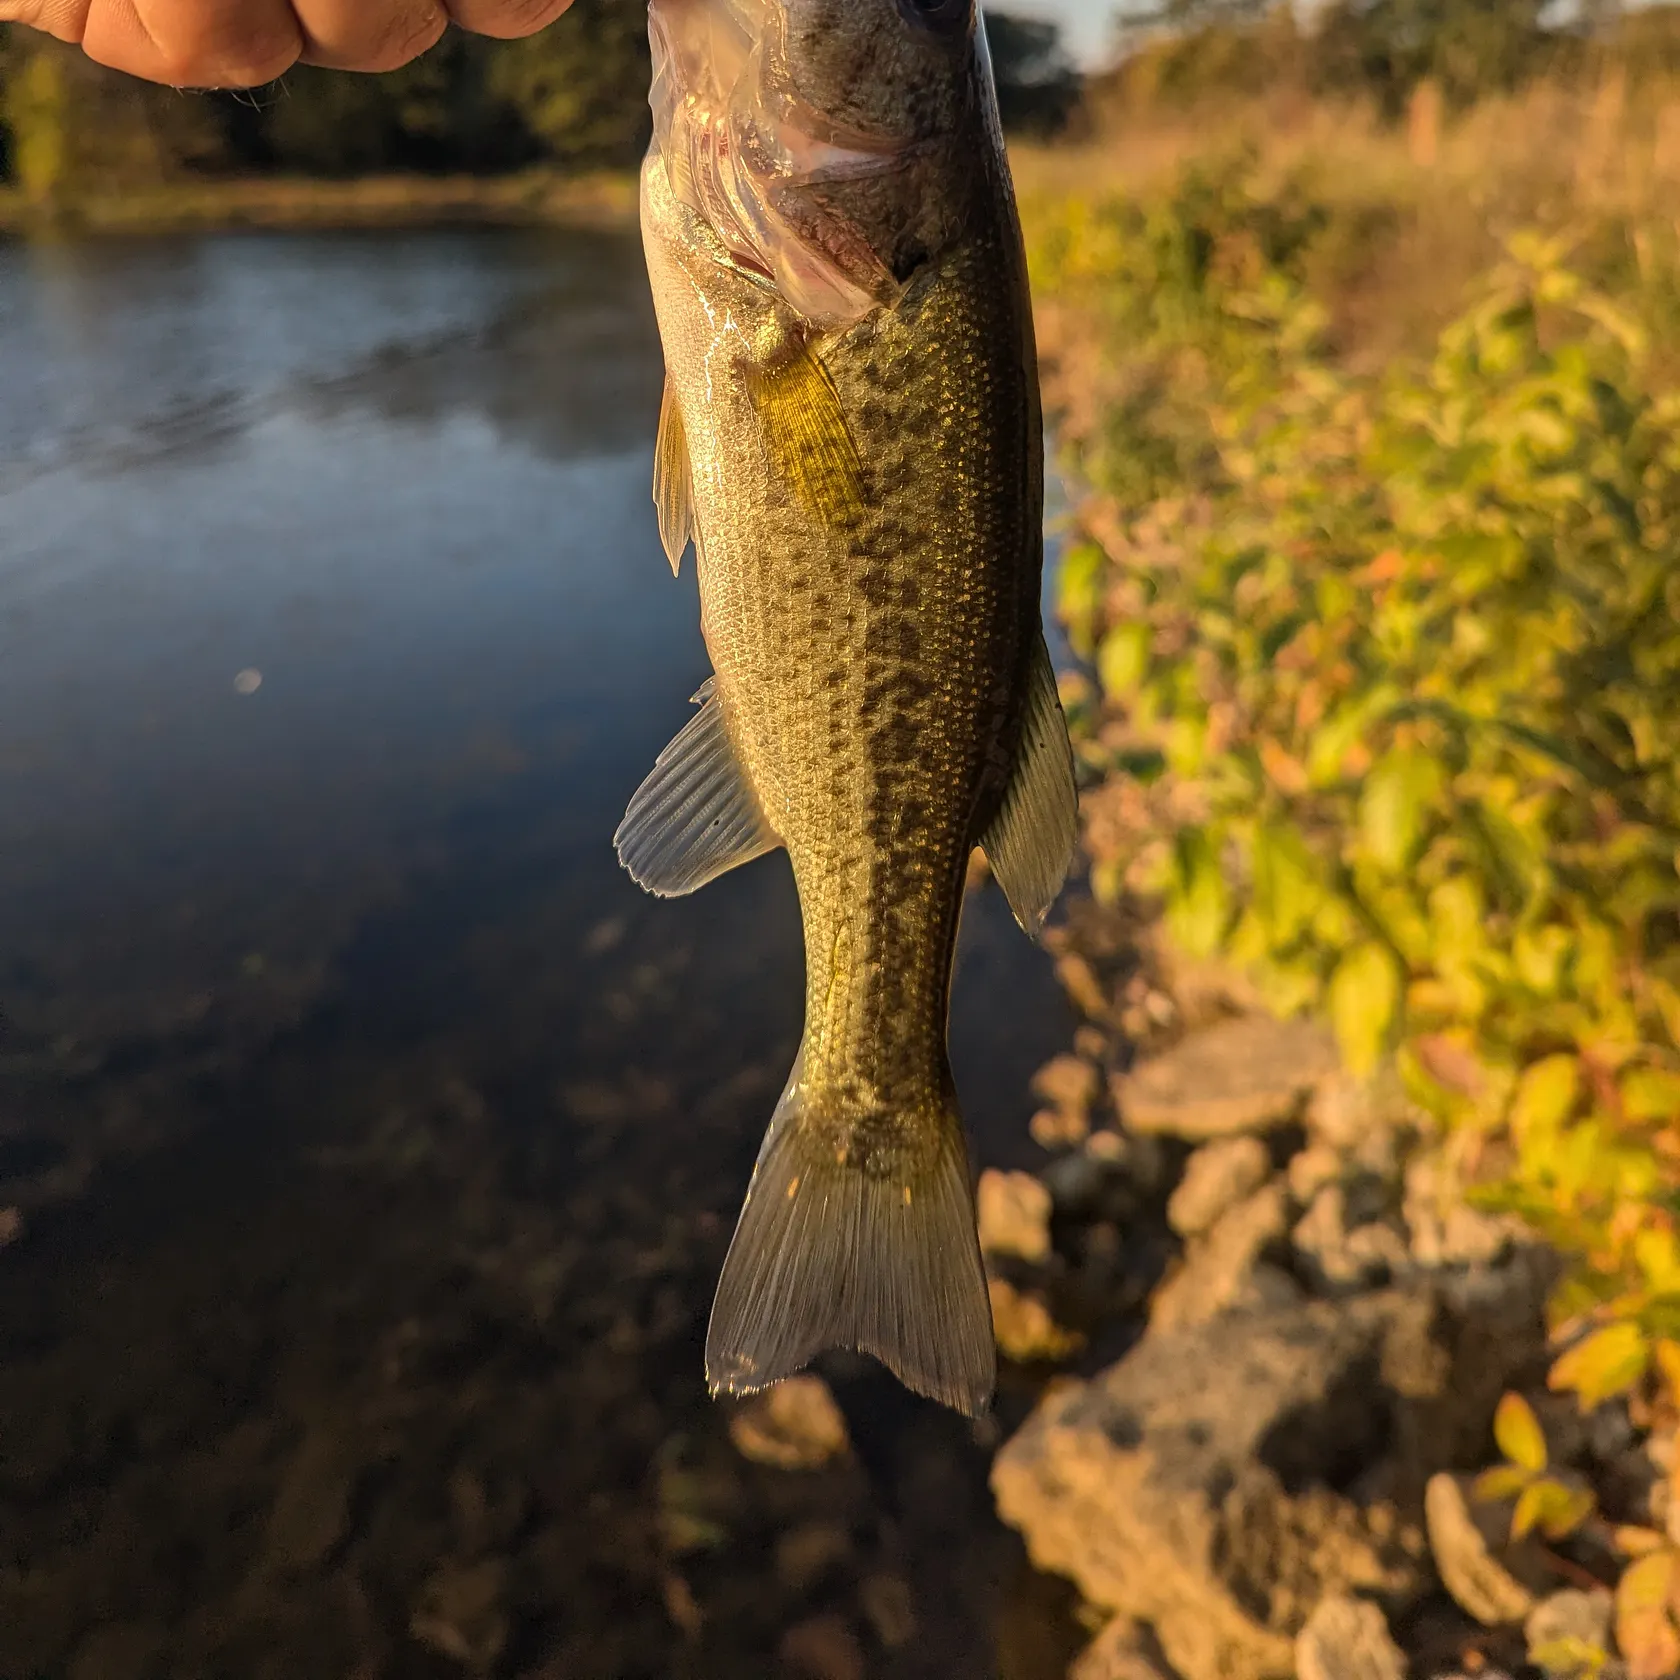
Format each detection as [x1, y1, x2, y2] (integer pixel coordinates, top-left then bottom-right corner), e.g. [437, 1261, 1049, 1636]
[619, 0, 1077, 1414]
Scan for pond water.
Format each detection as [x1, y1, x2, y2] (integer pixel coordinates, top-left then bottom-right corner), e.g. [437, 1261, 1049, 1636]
[0, 226, 1085, 1678]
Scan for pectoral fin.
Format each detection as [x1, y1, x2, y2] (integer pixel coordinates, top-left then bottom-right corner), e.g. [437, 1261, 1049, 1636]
[654, 377, 696, 577]
[615, 678, 781, 897]
[980, 635, 1079, 937]
[745, 340, 864, 527]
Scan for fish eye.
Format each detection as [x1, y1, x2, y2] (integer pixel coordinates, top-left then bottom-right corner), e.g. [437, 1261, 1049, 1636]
[895, 0, 970, 30]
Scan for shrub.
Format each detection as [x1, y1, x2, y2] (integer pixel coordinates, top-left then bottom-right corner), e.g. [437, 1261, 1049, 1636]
[1027, 157, 1680, 1535]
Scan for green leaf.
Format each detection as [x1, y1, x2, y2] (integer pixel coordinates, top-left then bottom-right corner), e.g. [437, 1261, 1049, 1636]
[1513, 925, 1572, 995]
[1549, 1321, 1651, 1409]
[1529, 1634, 1611, 1680]
[1509, 1055, 1581, 1139]
[1252, 822, 1322, 946]
[1473, 1464, 1534, 1503]
[1622, 1069, 1680, 1124]
[1511, 1479, 1548, 1541]
[1057, 541, 1106, 660]
[1166, 827, 1230, 958]
[1328, 942, 1401, 1077]
[1531, 1477, 1596, 1540]
[1306, 688, 1396, 789]
[1096, 622, 1152, 697]
[1493, 1391, 1548, 1473]
[1357, 749, 1442, 872]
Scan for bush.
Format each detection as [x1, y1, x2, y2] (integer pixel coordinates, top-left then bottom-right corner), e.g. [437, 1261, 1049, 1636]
[1028, 155, 1680, 1455]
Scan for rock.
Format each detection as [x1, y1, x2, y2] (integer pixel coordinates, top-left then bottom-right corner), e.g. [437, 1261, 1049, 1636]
[1404, 1157, 1515, 1270]
[1116, 1016, 1338, 1140]
[1152, 947, 1268, 1027]
[775, 1522, 852, 1592]
[994, 1278, 1549, 1680]
[1033, 1106, 1092, 1149]
[859, 1573, 916, 1649]
[264, 1430, 360, 1573]
[0, 1206, 23, 1250]
[990, 1277, 1084, 1363]
[1168, 1138, 1272, 1238]
[1295, 1595, 1407, 1680]
[779, 1613, 866, 1680]
[1289, 1146, 1344, 1206]
[977, 1169, 1053, 1264]
[995, 1293, 1441, 1680]
[1525, 1589, 1616, 1680]
[1150, 1183, 1292, 1331]
[1308, 1068, 1405, 1152]
[1075, 1026, 1111, 1062]
[1069, 1618, 1177, 1680]
[1294, 1186, 1410, 1296]
[1042, 1131, 1164, 1222]
[729, 1376, 850, 1471]
[1423, 1473, 1542, 1627]
[448, 1468, 529, 1555]
[1031, 1054, 1100, 1149]
[1035, 1053, 1101, 1115]
[409, 1558, 509, 1673]
[1056, 952, 1115, 1023]
[67, 1621, 166, 1680]
[662, 1572, 705, 1639]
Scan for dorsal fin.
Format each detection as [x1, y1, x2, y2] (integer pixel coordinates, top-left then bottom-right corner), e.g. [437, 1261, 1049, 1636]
[980, 634, 1078, 937]
[654, 377, 695, 577]
[614, 678, 781, 897]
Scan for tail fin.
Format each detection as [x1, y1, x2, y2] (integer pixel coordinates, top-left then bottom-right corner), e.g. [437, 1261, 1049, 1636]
[706, 1063, 996, 1416]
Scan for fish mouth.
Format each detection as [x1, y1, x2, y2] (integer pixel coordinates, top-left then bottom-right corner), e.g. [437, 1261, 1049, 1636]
[648, 0, 910, 328]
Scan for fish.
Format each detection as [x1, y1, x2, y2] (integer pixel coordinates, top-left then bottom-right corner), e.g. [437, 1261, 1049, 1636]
[616, 0, 1077, 1416]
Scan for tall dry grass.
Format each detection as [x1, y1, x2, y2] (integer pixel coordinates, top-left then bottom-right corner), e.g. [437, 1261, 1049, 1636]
[1013, 65, 1680, 376]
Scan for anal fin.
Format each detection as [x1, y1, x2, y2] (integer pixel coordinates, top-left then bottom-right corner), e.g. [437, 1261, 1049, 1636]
[980, 633, 1078, 937]
[654, 377, 696, 577]
[614, 677, 781, 897]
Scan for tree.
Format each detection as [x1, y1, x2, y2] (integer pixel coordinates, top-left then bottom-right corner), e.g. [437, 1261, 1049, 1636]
[0, 30, 232, 203]
[484, 0, 651, 168]
[1311, 0, 1554, 111]
[984, 11, 1083, 135]
[261, 35, 528, 176]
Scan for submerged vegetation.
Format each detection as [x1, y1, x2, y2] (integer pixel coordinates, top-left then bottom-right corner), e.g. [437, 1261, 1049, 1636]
[1016, 7, 1680, 1669]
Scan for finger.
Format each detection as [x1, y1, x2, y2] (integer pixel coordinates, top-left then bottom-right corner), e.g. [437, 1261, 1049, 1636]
[443, 0, 573, 40]
[0, 1, 92, 43]
[292, 0, 447, 71]
[80, 0, 301, 85]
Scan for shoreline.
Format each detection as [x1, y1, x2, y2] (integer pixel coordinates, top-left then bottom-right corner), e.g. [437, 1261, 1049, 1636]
[0, 167, 640, 238]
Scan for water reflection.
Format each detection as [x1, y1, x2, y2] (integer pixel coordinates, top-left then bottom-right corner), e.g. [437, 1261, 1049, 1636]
[0, 226, 1080, 1678]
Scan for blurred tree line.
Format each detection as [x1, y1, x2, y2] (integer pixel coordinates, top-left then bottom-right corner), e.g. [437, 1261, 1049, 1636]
[0, 0, 652, 198]
[0, 2, 1080, 200]
[1105, 0, 1680, 117]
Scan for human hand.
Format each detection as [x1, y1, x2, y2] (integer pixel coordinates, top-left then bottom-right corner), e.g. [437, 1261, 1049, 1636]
[0, 0, 576, 86]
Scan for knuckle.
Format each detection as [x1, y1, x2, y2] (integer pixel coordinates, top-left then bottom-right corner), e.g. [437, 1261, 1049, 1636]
[359, 6, 448, 70]
[459, 0, 572, 40]
[142, 8, 300, 86]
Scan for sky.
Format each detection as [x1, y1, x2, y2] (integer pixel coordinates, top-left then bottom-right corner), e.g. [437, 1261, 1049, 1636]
[1002, 0, 1124, 65]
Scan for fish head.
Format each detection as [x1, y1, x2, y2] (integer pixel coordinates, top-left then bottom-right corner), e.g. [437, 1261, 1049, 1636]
[647, 0, 993, 330]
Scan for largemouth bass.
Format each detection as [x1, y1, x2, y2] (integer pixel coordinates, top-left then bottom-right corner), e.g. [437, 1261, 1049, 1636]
[617, 0, 1077, 1415]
